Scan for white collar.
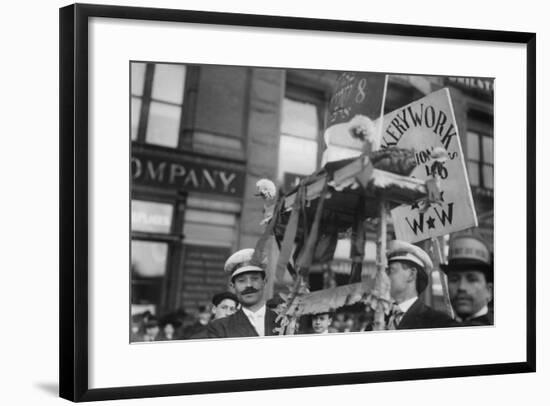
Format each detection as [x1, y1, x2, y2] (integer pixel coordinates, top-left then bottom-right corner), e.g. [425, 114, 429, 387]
[242, 304, 266, 318]
[242, 304, 267, 336]
[397, 296, 418, 313]
[456, 305, 489, 322]
[471, 305, 489, 319]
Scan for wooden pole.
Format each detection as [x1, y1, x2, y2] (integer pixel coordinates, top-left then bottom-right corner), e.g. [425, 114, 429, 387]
[349, 195, 366, 284]
[373, 200, 389, 330]
[377, 201, 388, 274]
[432, 237, 455, 319]
[422, 240, 433, 307]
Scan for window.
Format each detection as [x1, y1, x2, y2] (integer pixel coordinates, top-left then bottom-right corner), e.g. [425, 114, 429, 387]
[278, 97, 320, 182]
[132, 240, 169, 278]
[131, 240, 168, 306]
[467, 130, 494, 190]
[130, 198, 176, 314]
[131, 62, 187, 148]
[131, 63, 146, 141]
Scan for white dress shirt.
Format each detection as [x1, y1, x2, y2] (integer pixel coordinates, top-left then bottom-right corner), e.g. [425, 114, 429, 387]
[388, 296, 418, 329]
[242, 304, 266, 336]
[397, 296, 418, 314]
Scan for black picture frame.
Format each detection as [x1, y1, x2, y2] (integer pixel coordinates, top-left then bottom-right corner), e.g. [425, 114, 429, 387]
[59, 3, 536, 402]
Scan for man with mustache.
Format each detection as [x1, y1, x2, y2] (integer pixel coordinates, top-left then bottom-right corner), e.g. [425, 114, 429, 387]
[385, 240, 457, 330]
[207, 248, 280, 338]
[442, 234, 494, 325]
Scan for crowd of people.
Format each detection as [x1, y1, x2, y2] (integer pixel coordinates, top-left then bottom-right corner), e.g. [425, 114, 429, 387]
[131, 302, 374, 342]
[131, 291, 240, 342]
[131, 233, 493, 342]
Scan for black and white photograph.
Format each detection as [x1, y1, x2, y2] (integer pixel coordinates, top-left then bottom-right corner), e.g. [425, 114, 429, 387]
[129, 63, 495, 342]
[3, 0, 545, 405]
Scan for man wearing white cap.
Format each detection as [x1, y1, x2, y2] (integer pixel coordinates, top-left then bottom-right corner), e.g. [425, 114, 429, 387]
[386, 240, 457, 330]
[441, 234, 493, 325]
[207, 248, 279, 338]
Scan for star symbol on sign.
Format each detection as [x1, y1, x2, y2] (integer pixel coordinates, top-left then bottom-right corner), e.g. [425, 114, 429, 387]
[411, 201, 420, 210]
[427, 217, 436, 229]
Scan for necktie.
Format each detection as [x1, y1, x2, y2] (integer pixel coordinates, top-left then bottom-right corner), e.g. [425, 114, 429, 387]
[387, 304, 404, 330]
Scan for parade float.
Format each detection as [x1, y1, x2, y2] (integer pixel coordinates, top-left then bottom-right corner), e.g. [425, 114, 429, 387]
[251, 73, 478, 334]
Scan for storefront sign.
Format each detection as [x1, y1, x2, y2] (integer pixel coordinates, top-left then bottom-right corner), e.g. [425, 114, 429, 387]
[132, 150, 245, 197]
[131, 200, 173, 233]
[180, 245, 231, 310]
[384, 88, 478, 243]
[445, 77, 494, 94]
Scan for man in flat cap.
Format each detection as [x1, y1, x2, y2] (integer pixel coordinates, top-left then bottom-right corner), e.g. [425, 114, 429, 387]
[442, 234, 493, 325]
[207, 248, 280, 338]
[386, 240, 457, 330]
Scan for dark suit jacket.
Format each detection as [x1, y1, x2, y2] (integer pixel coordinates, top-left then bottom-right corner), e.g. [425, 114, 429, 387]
[397, 299, 458, 330]
[207, 307, 280, 338]
[182, 322, 209, 339]
[461, 310, 494, 326]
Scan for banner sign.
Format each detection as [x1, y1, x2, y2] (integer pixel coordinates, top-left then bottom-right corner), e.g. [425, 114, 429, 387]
[322, 72, 387, 165]
[383, 88, 478, 242]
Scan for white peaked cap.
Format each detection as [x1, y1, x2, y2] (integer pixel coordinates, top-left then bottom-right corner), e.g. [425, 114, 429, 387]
[224, 248, 266, 279]
[386, 240, 433, 272]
